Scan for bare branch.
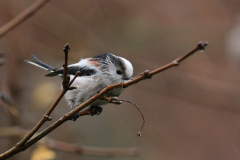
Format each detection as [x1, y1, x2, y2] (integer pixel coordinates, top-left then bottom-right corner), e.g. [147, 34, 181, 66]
[0, 42, 208, 159]
[14, 44, 76, 149]
[0, 126, 140, 156]
[0, 0, 50, 38]
[62, 43, 70, 89]
[70, 42, 209, 116]
[25, 42, 208, 147]
[0, 44, 81, 159]
[44, 138, 140, 156]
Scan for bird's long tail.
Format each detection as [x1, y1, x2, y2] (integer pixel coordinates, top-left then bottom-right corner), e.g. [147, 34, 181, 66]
[25, 55, 57, 72]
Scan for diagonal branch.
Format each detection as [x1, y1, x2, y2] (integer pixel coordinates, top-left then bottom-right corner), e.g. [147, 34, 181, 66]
[42, 138, 140, 156]
[71, 42, 208, 114]
[25, 42, 209, 147]
[16, 44, 77, 148]
[0, 0, 50, 38]
[0, 126, 140, 157]
[0, 42, 208, 159]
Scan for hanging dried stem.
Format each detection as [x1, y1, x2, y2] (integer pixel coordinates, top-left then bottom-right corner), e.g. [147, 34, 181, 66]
[0, 42, 208, 159]
[0, 0, 50, 38]
[99, 95, 145, 137]
[120, 100, 145, 137]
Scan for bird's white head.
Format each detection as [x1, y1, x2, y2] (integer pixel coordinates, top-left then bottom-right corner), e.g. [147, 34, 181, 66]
[119, 56, 133, 80]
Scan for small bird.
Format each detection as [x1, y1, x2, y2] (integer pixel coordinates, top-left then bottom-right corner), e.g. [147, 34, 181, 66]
[25, 53, 133, 119]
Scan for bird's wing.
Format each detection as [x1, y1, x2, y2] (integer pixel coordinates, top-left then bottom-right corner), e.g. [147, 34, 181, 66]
[45, 66, 97, 77]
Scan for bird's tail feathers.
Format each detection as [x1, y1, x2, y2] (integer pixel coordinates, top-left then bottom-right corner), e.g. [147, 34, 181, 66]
[25, 55, 57, 72]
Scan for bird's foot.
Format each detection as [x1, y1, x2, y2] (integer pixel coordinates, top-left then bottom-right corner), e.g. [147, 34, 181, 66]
[71, 112, 80, 121]
[89, 106, 103, 116]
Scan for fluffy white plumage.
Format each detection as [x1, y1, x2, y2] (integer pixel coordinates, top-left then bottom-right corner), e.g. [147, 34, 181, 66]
[25, 53, 133, 110]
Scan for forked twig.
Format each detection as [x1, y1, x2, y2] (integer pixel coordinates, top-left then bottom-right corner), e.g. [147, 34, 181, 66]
[16, 44, 74, 149]
[0, 42, 208, 159]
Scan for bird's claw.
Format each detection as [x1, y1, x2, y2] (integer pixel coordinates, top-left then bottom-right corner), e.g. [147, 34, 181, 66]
[89, 106, 103, 116]
[71, 112, 80, 121]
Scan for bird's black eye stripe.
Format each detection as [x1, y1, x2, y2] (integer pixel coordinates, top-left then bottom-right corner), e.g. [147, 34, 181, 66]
[116, 69, 122, 75]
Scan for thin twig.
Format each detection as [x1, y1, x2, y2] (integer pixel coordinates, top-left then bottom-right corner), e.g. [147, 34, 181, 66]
[69, 42, 208, 115]
[0, 42, 208, 159]
[16, 89, 67, 148]
[44, 138, 140, 156]
[25, 42, 208, 146]
[0, 0, 50, 38]
[0, 126, 140, 156]
[0, 43, 80, 159]
[68, 71, 80, 90]
[119, 100, 145, 137]
[78, 110, 91, 116]
[16, 44, 72, 148]
[62, 43, 70, 89]
[99, 96, 145, 136]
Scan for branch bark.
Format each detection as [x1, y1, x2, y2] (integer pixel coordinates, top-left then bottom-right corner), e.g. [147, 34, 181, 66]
[0, 42, 208, 159]
[16, 44, 74, 149]
[0, 126, 140, 157]
[0, 0, 50, 38]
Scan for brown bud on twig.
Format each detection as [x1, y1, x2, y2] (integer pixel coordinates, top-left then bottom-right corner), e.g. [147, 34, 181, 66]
[63, 43, 70, 53]
[198, 41, 208, 51]
[44, 115, 52, 121]
[62, 43, 70, 89]
[172, 60, 180, 66]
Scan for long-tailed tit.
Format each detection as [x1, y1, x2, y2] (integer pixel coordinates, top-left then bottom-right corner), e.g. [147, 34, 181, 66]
[25, 53, 133, 118]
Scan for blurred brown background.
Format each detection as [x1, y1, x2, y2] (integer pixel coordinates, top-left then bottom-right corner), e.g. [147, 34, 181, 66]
[1, 0, 240, 160]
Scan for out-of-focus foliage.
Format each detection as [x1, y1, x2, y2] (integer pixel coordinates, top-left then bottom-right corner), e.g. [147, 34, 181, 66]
[31, 82, 59, 109]
[30, 145, 56, 160]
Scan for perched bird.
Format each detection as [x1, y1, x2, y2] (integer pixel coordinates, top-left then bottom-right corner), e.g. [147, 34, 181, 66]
[25, 53, 133, 119]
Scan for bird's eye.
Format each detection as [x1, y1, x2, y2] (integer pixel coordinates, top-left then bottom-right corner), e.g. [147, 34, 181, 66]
[116, 69, 122, 75]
